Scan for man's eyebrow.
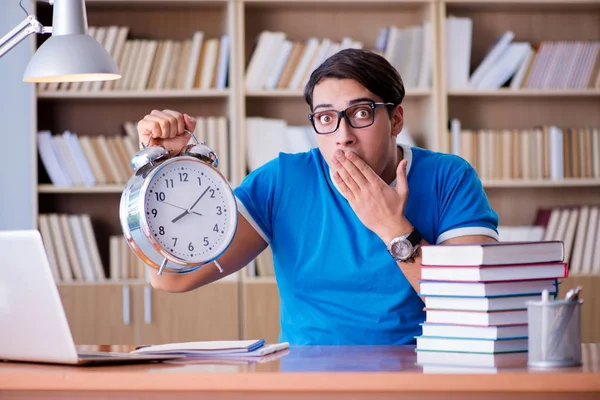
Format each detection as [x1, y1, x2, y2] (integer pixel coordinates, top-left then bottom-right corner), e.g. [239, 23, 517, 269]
[313, 97, 376, 111]
[313, 103, 333, 111]
[349, 97, 376, 105]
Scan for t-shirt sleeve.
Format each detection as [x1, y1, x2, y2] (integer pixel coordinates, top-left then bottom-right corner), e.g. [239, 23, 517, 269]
[436, 160, 499, 244]
[232, 158, 280, 244]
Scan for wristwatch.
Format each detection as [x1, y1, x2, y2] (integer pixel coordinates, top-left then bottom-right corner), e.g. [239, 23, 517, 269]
[387, 228, 422, 262]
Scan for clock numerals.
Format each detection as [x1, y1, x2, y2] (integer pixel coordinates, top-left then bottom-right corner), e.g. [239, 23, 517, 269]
[216, 206, 222, 215]
[178, 172, 189, 182]
[165, 178, 174, 188]
[151, 208, 158, 217]
[155, 192, 166, 201]
[209, 188, 216, 198]
[213, 224, 219, 233]
[197, 177, 202, 186]
[159, 226, 165, 235]
[188, 242, 194, 251]
[172, 237, 178, 246]
[203, 237, 209, 247]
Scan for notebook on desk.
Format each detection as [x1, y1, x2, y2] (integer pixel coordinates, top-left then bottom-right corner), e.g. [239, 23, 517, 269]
[0, 230, 180, 366]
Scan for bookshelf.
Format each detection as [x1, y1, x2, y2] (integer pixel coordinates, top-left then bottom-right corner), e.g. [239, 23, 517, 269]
[27, 0, 600, 344]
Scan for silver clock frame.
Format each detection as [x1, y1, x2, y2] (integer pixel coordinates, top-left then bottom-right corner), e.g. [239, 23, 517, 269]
[119, 155, 238, 276]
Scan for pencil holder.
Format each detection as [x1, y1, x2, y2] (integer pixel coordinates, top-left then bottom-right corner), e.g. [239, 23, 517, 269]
[526, 291, 583, 368]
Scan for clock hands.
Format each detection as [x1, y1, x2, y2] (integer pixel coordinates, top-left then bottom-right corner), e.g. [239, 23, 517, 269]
[160, 200, 203, 219]
[171, 186, 211, 223]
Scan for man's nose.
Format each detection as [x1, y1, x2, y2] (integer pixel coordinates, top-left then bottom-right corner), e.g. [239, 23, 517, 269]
[335, 117, 356, 146]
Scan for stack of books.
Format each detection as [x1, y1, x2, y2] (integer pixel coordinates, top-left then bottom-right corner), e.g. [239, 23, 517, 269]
[416, 241, 568, 372]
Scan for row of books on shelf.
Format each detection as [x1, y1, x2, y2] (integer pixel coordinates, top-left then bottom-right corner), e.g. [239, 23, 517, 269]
[450, 121, 600, 181]
[416, 240, 566, 371]
[537, 205, 600, 276]
[39, 26, 229, 93]
[37, 116, 231, 187]
[39, 213, 149, 283]
[245, 22, 432, 91]
[446, 16, 600, 90]
[38, 214, 106, 283]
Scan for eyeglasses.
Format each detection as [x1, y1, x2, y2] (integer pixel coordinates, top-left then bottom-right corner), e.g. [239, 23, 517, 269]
[308, 102, 395, 135]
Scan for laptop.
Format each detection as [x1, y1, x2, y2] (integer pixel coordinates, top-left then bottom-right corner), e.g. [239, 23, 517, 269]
[0, 230, 180, 365]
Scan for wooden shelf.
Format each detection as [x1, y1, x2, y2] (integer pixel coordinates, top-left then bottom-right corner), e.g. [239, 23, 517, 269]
[482, 179, 600, 188]
[37, 89, 230, 99]
[38, 184, 125, 194]
[448, 89, 600, 97]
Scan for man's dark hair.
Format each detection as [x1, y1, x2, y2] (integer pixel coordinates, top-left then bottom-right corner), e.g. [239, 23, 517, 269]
[304, 48, 405, 113]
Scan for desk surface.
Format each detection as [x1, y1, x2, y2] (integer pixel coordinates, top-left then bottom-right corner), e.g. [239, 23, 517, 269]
[1, 344, 600, 396]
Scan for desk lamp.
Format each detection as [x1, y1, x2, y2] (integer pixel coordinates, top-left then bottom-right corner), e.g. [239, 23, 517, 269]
[0, 0, 120, 82]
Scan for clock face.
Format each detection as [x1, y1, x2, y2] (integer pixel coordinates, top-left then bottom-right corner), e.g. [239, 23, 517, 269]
[141, 157, 237, 264]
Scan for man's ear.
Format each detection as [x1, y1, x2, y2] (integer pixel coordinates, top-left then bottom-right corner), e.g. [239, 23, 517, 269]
[391, 105, 404, 137]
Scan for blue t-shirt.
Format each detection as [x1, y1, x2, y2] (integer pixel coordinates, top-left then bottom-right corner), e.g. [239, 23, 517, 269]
[234, 145, 498, 345]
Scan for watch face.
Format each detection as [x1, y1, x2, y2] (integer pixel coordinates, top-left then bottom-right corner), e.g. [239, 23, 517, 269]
[141, 157, 237, 264]
[391, 240, 413, 259]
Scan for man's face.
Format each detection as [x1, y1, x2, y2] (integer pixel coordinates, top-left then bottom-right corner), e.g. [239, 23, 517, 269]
[310, 78, 403, 176]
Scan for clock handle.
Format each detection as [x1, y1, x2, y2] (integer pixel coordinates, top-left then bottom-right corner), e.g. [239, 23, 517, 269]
[215, 260, 223, 273]
[158, 258, 168, 275]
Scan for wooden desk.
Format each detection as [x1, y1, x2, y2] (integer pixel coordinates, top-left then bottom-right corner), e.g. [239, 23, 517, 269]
[1, 344, 599, 400]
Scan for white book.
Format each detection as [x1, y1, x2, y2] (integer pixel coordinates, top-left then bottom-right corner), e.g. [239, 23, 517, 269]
[53, 135, 84, 185]
[419, 279, 557, 298]
[301, 38, 331, 88]
[264, 40, 293, 90]
[421, 241, 564, 266]
[417, 21, 432, 88]
[200, 38, 220, 89]
[580, 206, 598, 274]
[257, 32, 287, 90]
[421, 323, 528, 340]
[92, 25, 118, 91]
[469, 31, 515, 88]
[570, 205, 590, 274]
[548, 126, 565, 180]
[404, 25, 423, 88]
[38, 215, 62, 282]
[183, 31, 205, 90]
[476, 42, 531, 89]
[417, 350, 527, 368]
[63, 131, 96, 186]
[37, 131, 70, 186]
[424, 294, 540, 312]
[446, 16, 472, 89]
[425, 309, 528, 326]
[102, 26, 129, 91]
[450, 118, 461, 156]
[136, 40, 158, 90]
[59, 214, 84, 281]
[80, 214, 106, 281]
[68, 215, 96, 282]
[245, 31, 275, 90]
[215, 34, 230, 89]
[417, 337, 528, 353]
[287, 37, 319, 90]
[47, 214, 73, 282]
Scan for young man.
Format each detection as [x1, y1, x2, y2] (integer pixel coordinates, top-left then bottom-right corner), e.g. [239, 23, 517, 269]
[136, 49, 499, 345]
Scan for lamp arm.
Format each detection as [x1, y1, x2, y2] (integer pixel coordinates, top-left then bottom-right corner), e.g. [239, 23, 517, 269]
[0, 14, 51, 58]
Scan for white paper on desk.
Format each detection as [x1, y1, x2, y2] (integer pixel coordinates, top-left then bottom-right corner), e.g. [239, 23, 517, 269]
[131, 339, 266, 355]
[194, 342, 290, 358]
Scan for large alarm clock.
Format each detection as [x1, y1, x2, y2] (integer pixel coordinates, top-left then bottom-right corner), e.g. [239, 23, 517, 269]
[119, 132, 237, 275]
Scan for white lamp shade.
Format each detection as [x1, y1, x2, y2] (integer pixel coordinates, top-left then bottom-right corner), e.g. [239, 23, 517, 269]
[22, 33, 121, 83]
